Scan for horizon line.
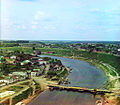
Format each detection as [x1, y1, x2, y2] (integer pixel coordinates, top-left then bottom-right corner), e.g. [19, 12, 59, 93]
[0, 39, 120, 42]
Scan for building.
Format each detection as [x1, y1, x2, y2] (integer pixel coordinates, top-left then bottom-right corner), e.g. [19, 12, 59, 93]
[12, 72, 27, 78]
[34, 51, 41, 55]
[54, 65, 62, 71]
[47, 51, 55, 54]
[0, 80, 9, 84]
[117, 49, 120, 55]
[21, 60, 31, 65]
[31, 71, 39, 77]
[10, 56, 17, 59]
[0, 80, 9, 86]
[37, 60, 47, 65]
[31, 57, 40, 61]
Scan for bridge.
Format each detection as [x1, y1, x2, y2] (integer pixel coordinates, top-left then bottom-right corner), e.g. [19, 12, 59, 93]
[47, 84, 113, 95]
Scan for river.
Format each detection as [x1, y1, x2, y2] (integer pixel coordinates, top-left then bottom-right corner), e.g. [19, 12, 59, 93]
[28, 55, 108, 105]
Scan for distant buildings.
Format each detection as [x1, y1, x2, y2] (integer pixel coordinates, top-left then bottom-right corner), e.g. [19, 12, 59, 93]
[47, 51, 55, 54]
[117, 49, 120, 55]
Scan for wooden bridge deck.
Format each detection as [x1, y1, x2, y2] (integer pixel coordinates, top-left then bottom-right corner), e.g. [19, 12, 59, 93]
[47, 84, 113, 95]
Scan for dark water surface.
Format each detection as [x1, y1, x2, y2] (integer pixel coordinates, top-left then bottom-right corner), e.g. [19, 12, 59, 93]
[29, 55, 108, 105]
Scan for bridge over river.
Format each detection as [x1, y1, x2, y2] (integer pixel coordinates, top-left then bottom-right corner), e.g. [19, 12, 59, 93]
[47, 84, 113, 95]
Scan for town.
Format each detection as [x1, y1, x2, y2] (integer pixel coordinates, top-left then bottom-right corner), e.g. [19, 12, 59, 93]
[0, 49, 71, 105]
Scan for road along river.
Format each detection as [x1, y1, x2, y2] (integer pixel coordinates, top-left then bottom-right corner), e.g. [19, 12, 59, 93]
[28, 55, 108, 105]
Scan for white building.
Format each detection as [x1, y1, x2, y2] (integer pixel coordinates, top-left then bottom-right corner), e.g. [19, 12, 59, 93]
[0, 80, 9, 84]
[12, 72, 27, 76]
[31, 71, 39, 77]
[21, 60, 31, 65]
[38, 60, 47, 65]
[10, 56, 17, 59]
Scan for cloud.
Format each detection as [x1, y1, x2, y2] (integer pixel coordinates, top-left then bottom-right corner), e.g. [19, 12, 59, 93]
[90, 8, 100, 12]
[30, 11, 55, 31]
[31, 21, 39, 25]
[43, 25, 56, 31]
[34, 11, 49, 20]
[31, 25, 37, 29]
[19, 0, 36, 2]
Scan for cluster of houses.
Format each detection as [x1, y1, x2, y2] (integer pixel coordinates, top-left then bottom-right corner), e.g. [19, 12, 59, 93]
[0, 74, 26, 87]
[0, 51, 48, 87]
[0, 50, 65, 87]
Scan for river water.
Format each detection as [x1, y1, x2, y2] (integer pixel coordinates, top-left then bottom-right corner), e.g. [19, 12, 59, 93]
[29, 55, 108, 105]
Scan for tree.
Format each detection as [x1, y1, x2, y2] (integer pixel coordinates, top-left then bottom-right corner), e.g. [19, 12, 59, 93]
[32, 47, 35, 50]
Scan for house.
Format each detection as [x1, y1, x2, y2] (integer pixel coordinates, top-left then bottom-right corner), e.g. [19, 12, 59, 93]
[37, 60, 47, 65]
[34, 51, 41, 55]
[0, 80, 9, 84]
[47, 51, 55, 54]
[54, 65, 62, 71]
[31, 71, 39, 77]
[21, 60, 31, 65]
[10, 56, 17, 59]
[0, 80, 9, 86]
[10, 72, 27, 82]
[12, 72, 27, 77]
[117, 49, 120, 55]
[31, 57, 40, 61]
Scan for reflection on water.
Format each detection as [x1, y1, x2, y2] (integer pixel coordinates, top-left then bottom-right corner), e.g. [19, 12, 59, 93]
[28, 55, 108, 105]
[29, 90, 97, 105]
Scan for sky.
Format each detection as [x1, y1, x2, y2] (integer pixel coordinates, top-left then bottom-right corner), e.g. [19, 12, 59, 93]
[1, 0, 120, 41]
